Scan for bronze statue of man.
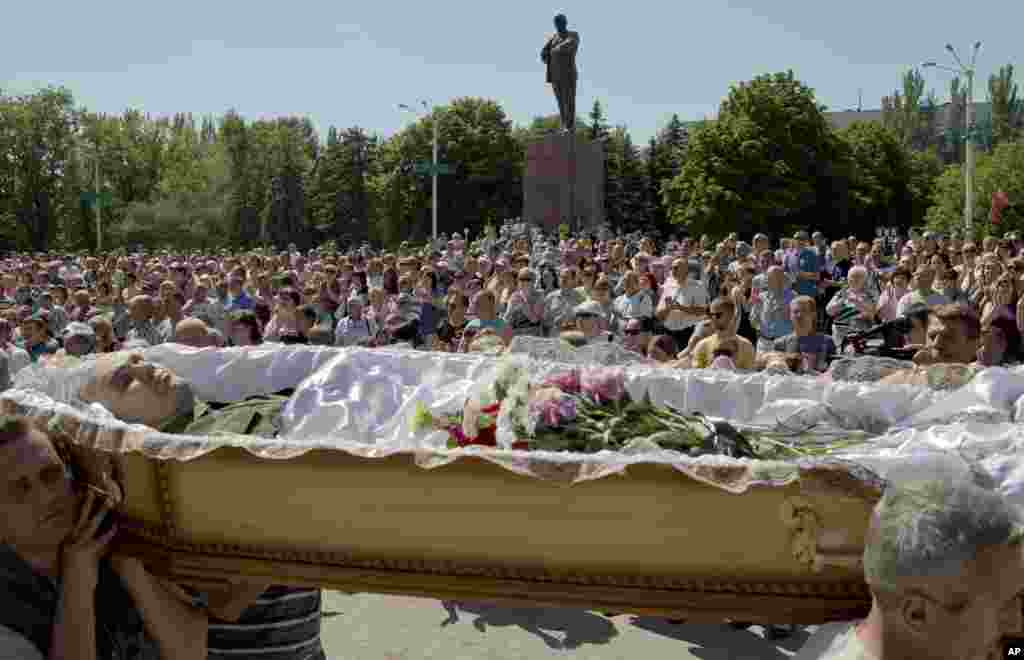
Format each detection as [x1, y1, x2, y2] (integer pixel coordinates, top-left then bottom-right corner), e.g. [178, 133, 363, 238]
[540, 14, 579, 133]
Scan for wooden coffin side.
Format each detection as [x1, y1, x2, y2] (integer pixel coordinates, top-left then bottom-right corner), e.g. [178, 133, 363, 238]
[117, 447, 879, 622]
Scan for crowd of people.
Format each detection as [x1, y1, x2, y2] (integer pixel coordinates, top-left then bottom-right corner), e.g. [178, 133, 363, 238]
[2, 223, 1024, 660]
[1, 224, 1022, 390]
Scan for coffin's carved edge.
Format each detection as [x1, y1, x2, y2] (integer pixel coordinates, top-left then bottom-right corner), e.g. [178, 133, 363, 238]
[121, 521, 871, 600]
[154, 460, 177, 541]
[780, 497, 821, 571]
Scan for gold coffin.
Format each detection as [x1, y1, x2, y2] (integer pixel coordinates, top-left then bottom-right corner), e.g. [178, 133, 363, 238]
[112, 445, 880, 625]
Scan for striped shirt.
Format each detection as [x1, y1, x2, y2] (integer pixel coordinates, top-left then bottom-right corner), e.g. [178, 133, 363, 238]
[208, 586, 325, 660]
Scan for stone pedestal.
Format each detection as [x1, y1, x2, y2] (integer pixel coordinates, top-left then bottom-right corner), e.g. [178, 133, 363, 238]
[524, 133, 604, 231]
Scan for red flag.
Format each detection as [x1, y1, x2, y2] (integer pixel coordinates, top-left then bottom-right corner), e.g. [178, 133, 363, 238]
[991, 191, 1010, 225]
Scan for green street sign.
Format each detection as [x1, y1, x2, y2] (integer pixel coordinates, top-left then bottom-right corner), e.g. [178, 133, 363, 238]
[413, 162, 454, 176]
[81, 191, 113, 208]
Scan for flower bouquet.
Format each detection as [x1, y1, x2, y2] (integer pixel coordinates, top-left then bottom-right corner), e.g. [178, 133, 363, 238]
[411, 358, 865, 458]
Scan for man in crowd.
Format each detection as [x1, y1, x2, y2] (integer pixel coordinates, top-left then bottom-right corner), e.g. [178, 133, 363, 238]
[881, 305, 983, 390]
[656, 258, 708, 350]
[690, 297, 755, 370]
[794, 473, 1024, 660]
[543, 268, 584, 337]
[20, 313, 58, 363]
[763, 296, 835, 374]
[787, 231, 820, 299]
[126, 296, 162, 348]
[750, 266, 794, 354]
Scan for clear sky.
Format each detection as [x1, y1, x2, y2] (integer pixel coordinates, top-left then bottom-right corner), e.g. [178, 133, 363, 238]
[3, 0, 1021, 144]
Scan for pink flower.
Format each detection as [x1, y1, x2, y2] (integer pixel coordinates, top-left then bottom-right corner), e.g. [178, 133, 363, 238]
[529, 388, 578, 427]
[543, 370, 581, 394]
[581, 368, 626, 404]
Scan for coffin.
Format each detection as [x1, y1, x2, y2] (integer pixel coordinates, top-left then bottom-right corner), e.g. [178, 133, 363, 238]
[4, 344, 1024, 628]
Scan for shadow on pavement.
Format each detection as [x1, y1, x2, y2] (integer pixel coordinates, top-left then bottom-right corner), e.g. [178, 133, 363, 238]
[438, 601, 619, 650]
[629, 617, 811, 660]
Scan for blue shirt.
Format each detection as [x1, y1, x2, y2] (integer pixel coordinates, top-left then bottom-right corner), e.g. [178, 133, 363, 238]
[789, 248, 819, 297]
[225, 291, 254, 313]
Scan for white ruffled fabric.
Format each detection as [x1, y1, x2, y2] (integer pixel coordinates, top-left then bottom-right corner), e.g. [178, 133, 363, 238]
[5, 343, 1024, 505]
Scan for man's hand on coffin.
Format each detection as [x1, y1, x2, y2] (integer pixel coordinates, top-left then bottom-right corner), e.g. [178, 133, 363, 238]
[68, 446, 124, 508]
[61, 489, 118, 591]
[204, 581, 273, 622]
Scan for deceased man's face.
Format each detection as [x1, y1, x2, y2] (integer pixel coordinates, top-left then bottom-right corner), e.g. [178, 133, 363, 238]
[79, 353, 190, 428]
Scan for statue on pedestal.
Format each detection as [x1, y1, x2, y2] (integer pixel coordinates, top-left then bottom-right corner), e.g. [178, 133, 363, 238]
[540, 14, 579, 133]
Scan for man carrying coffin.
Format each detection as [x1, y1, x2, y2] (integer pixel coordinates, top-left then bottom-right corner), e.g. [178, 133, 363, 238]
[0, 415, 209, 660]
[76, 352, 327, 660]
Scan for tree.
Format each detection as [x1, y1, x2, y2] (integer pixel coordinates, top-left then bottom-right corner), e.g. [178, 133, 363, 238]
[662, 71, 842, 238]
[603, 127, 646, 230]
[835, 122, 937, 233]
[941, 78, 968, 164]
[926, 141, 1024, 238]
[379, 97, 522, 240]
[221, 110, 260, 244]
[881, 69, 926, 149]
[588, 99, 609, 142]
[989, 64, 1022, 146]
[0, 87, 80, 251]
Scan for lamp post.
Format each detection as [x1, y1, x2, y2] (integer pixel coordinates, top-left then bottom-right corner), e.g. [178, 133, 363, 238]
[398, 100, 439, 241]
[923, 41, 982, 234]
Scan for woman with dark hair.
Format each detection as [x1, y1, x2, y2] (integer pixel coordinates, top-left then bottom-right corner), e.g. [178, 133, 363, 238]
[639, 272, 659, 308]
[539, 266, 559, 293]
[264, 287, 302, 342]
[228, 310, 263, 346]
[382, 268, 400, 297]
[434, 292, 469, 352]
[646, 334, 678, 363]
[978, 316, 1022, 366]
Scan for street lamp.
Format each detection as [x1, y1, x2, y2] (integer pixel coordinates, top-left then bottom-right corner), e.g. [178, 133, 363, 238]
[398, 100, 439, 242]
[922, 40, 982, 233]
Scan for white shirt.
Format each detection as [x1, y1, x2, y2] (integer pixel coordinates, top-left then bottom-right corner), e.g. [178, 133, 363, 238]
[659, 279, 708, 331]
[613, 293, 654, 322]
[334, 315, 373, 347]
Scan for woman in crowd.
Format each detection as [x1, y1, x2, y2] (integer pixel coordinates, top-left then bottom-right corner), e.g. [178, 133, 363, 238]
[503, 267, 545, 337]
[89, 316, 122, 354]
[228, 310, 263, 346]
[435, 292, 469, 353]
[264, 287, 302, 342]
[459, 290, 510, 352]
[877, 268, 910, 322]
[980, 272, 1018, 328]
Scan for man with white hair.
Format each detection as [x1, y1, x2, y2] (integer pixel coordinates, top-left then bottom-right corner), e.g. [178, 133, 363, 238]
[794, 474, 1024, 659]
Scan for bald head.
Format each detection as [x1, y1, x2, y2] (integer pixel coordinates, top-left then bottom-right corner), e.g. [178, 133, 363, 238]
[174, 318, 209, 348]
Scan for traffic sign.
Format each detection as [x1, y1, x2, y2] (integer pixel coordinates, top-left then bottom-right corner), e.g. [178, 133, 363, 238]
[413, 162, 454, 176]
[81, 191, 113, 208]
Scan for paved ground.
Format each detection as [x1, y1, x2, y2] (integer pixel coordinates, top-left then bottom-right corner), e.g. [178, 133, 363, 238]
[320, 592, 817, 660]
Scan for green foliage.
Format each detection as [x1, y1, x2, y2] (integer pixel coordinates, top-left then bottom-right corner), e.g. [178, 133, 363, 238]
[881, 69, 926, 149]
[926, 140, 1024, 238]
[604, 126, 647, 229]
[663, 71, 841, 237]
[989, 65, 1023, 146]
[588, 100, 609, 142]
[0, 87, 81, 250]
[377, 97, 523, 241]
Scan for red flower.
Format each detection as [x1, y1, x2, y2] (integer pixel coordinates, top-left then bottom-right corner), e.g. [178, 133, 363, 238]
[481, 402, 502, 415]
[992, 191, 1010, 225]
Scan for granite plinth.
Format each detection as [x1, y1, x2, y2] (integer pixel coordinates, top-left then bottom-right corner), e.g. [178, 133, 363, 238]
[524, 133, 605, 231]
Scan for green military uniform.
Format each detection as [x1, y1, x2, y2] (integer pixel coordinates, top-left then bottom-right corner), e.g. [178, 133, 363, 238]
[158, 393, 291, 438]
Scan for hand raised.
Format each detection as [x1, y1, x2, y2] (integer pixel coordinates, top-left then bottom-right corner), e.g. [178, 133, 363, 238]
[61, 490, 118, 590]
